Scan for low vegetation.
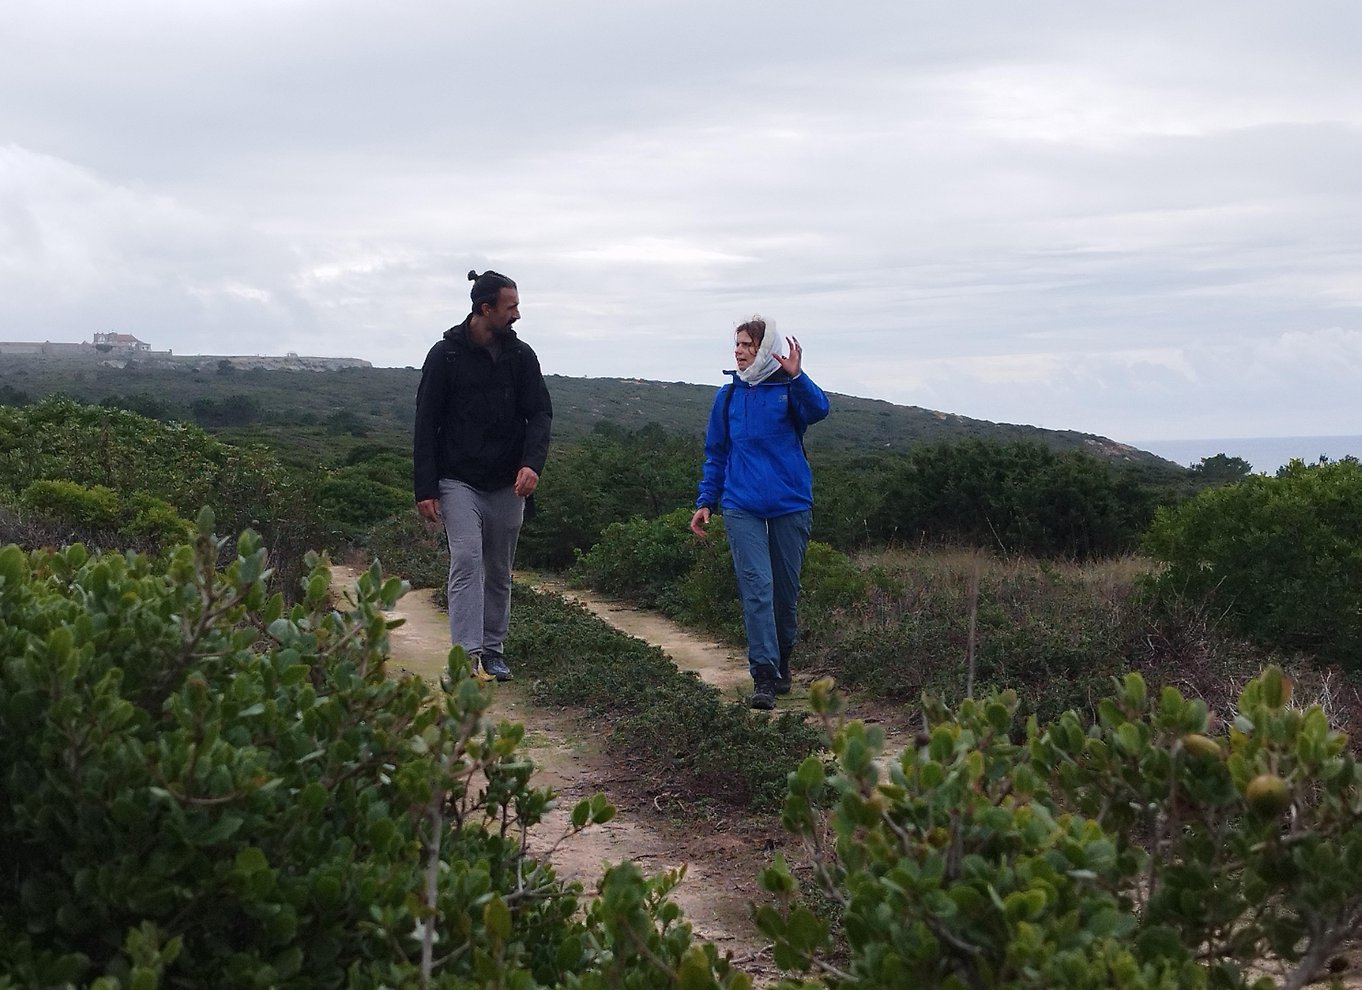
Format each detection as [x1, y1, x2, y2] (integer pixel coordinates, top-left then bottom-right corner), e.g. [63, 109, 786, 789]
[561, 457, 1362, 738]
[0, 352, 1182, 467]
[0, 521, 748, 989]
[6, 377, 1362, 988]
[0, 398, 325, 595]
[508, 585, 822, 810]
[1145, 457, 1362, 669]
[763, 668, 1362, 990]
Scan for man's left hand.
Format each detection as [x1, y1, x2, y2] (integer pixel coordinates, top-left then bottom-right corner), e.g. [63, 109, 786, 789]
[514, 467, 539, 497]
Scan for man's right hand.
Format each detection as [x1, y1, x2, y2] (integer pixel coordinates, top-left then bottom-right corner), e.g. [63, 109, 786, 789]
[417, 498, 442, 523]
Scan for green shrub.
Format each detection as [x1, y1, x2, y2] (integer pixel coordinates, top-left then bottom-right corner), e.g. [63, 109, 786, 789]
[792, 541, 869, 642]
[517, 423, 699, 571]
[338, 449, 411, 490]
[672, 514, 744, 643]
[190, 393, 264, 427]
[121, 492, 195, 546]
[812, 553, 1175, 724]
[19, 478, 121, 531]
[362, 510, 448, 592]
[870, 439, 1158, 559]
[316, 470, 408, 538]
[1143, 457, 1362, 666]
[762, 668, 1362, 989]
[0, 398, 325, 597]
[17, 482, 195, 554]
[99, 392, 175, 421]
[569, 508, 702, 609]
[0, 520, 748, 989]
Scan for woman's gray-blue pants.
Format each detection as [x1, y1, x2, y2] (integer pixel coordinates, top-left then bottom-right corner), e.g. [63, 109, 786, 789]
[722, 507, 812, 681]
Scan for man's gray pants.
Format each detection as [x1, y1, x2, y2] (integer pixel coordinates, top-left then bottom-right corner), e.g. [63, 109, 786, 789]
[437, 479, 524, 658]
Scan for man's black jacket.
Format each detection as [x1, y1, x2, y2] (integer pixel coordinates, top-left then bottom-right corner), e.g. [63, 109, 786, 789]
[412, 318, 552, 501]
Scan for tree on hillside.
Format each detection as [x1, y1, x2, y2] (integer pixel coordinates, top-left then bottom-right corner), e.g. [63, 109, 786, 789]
[1190, 453, 1253, 483]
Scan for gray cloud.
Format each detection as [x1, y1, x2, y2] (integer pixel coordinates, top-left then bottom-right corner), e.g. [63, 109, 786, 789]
[3, 1, 1361, 441]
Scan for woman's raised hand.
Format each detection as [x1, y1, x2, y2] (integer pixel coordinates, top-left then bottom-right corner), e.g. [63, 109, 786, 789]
[775, 336, 802, 377]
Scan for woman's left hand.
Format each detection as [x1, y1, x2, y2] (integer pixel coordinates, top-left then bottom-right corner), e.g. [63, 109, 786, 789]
[775, 336, 802, 377]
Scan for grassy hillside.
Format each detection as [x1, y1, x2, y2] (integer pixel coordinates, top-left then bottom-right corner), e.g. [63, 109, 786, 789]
[0, 351, 1176, 469]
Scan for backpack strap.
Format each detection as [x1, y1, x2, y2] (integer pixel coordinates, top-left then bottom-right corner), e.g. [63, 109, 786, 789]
[720, 381, 737, 451]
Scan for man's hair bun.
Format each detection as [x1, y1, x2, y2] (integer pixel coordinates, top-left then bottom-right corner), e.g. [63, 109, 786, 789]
[468, 269, 518, 313]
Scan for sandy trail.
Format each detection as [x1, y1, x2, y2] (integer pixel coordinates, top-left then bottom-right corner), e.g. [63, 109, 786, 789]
[330, 565, 777, 976]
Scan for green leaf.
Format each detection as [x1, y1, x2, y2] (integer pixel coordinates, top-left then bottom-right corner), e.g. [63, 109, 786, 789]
[785, 906, 826, 954]
[0, 544, 26, 587]
[794, 755, 824, 794]
[676, 945, 715, 990]
[929, 727, 955, 763]
[571, 799, 590, 831]
[483, 895, 511, 942]
[234, 847, 268, 875]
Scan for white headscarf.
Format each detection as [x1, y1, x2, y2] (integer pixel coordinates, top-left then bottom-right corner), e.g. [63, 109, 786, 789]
[737, 321, 783, 385]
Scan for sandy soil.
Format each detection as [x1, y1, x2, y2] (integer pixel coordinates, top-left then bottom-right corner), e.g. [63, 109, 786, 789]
[331, 566, 781, 979]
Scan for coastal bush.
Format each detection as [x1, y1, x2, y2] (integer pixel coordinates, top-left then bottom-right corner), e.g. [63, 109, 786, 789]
[807, 550, 1268, 727]
[0, 398, 324, 596]
[99, 392, 175, 421]
[518, 423, 699, 571]
[189, 393, 265, 427]
[870, 439, 1158, 559]
[121, 493, 196, 546]
[671, 513, 744, 642]
[15, 481, 193, 553]
[569, 507, 702, 609]
[763, 668, 1362, 989]
[19, 479, 121, 531]
[0, 520, 748, 989]
[316, 471, 408, 541]
[1144, 457, 1362, 667]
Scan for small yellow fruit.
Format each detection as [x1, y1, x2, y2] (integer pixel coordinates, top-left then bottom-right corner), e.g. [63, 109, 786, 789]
[1181, 733, 1223, 760]
[1245, 773, 1290, 816]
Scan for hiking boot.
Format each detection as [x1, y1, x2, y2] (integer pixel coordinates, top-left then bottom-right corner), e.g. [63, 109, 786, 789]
[749, 675, 776, 711]
[775, 653, 792, 695]
[481, 653, 513, 682]
[469, 652, 497, 683]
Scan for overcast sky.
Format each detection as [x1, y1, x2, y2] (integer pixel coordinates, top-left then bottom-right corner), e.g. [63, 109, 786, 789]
[3, 1, 1361, 443]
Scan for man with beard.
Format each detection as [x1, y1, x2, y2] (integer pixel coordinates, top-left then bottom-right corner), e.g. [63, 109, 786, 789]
[413, 269, 552, 682]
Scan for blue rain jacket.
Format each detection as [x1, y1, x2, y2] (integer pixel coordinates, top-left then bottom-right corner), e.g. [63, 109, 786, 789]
[695, 370, 830, 519]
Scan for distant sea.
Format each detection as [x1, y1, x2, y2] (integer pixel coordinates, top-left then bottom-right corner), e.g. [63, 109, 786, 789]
[1133, 435, 1362, 474]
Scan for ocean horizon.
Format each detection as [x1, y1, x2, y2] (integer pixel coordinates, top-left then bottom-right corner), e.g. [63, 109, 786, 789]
[1133, 435, 1362, 474]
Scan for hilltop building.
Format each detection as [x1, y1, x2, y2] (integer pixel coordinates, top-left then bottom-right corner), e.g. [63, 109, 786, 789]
[92, 332, 151, 352]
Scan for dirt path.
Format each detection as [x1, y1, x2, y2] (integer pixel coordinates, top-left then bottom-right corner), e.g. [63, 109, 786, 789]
[331, 566, 779, 979]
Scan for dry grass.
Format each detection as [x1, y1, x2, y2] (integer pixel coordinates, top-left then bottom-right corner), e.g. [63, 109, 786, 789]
[830, 545, 1362, 747]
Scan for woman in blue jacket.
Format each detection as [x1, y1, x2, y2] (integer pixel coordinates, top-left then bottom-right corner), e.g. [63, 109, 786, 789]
[690, 317, 830, 709]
